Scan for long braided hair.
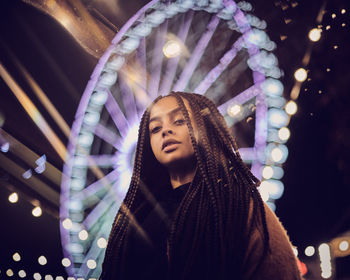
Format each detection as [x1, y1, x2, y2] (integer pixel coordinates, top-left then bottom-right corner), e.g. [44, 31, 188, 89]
[100, 92, 269, 279]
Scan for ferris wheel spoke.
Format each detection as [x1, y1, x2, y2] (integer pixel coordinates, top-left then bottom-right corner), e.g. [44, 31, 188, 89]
[94, 123, 123, 150]
[147, 20, 168, 99]
[172, 15, 220, 92]
[159, 11, 194, 95]
[83, 191, 118, 230]
[238, 147, 257, 161]
[194, 36, 244, 94]
[105, 89, 130, 138]
[218, 83, 262, 115]
[118, 74, 140, 124]
[71, 168, 120, 202]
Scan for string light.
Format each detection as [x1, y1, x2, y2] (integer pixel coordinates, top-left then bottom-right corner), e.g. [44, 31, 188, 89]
[294, 68, 307, 82]
[331, 13, 336, 19]
[163, 40, 181, 58]
[325, 25, 331, 30]
[271, 147, 283, 162]
[262, 166, 274, 179]
[32, 206, 42, 217]
[227, 104, 241, 116]
[44, 275, 53, 280]
[292, 246, 298, 256]
[333, 45, 338, 50]
[56, 277, 64, 280]
[341, 9, 346, 14]
[319, 243, 332, 279]
[8, 192, 18, 203]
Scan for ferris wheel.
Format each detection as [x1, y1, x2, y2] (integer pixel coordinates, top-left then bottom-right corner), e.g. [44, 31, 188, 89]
[60, 0, 289, 278]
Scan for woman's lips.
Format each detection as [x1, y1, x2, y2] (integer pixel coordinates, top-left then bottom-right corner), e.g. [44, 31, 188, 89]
[163, 143, 180, 152]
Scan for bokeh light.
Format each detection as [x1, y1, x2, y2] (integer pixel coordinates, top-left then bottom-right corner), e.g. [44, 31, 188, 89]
[339, 240, 349, 251]
[305, 246, 315, 256]
[38, 255, 47, 265]
[6, 269, 14, 277]
[292, 247, 298, 256]
[8, 192, 18, 203]
[79, 229, 89, 240]
[97, 237, 107, 248]
[285, 100, 298, 115]
[294, 68, 307, 82]
[32, 206, 42, 217]
[262, 166, 273, 179]
[61, 257, 71, 267]
[278, 127, 291, 141]
[12, 252, 21, 261]
[62, 218, 73, 229]
[18, 270, 26, 278]
[271, 147, 283, 162]
[163, 40, 181, 58]
[87, 259, 97, 269]
[227, 104, 241, 117]
[308, 28, 322, 42]
[33, 272, 42, 280]
[45, 275, 53, 280]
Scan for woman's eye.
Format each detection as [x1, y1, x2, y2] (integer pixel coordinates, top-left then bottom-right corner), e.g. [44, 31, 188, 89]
[150, 126, 161, 134]
[174, 119, 185, 125]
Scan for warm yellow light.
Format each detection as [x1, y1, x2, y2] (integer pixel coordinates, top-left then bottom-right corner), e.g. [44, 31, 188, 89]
[6, 269, 14, 277]
[56, 277, 64, 280]
[326, 25, 331, 30]
[163, 40, 181, 58]
[13, 252, 21, 261]
[285, 100, 298, 115]
[87, 259, 97, 269]
[79, 230, 89, 240]
[62, 258, 71, 267]
[38, 255, 47, 265]
[278, 127, 291, 141]
[97, 237, 107, 248]
[341, 9, 346, 14]
[308, 28, 322, 42]
[32, 206, 42, 217]
[18, 270, 26, 278]
[262, 166, 273, 179]
[45, 275, 53, 280]
[271, 147, 283, 162]
[294, 68, 307, 82]
[305, 246, 315, 256]
[228, 104, 241, 117]
[62, 218, 73, 230]
[331, 13, 336, 18]
[8, 192, 18, 203]
[339, 240, 349, 251]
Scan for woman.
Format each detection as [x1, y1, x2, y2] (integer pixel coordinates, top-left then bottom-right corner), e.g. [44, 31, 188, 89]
[100, 92, 302, 279]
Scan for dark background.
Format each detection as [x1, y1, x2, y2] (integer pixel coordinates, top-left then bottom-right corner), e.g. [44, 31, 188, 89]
[0, 0, 349, 279]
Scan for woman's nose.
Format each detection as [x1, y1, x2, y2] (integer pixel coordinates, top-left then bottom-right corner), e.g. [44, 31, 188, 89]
[162, 128, 174, 137]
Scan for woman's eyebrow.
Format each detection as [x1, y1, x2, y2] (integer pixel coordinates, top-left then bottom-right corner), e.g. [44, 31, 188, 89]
[149, 107, 182, 124]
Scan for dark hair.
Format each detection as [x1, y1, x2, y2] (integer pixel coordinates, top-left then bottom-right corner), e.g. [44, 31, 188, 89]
[100, 92, 269, 279]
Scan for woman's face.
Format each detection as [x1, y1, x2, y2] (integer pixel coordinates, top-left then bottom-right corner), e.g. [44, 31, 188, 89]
[149, 96, 198, 169]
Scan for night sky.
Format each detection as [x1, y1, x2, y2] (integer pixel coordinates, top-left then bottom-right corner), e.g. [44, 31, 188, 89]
[0, 0, 349, 279]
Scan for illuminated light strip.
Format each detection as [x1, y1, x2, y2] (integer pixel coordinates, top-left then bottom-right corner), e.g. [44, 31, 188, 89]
[0, 63, 67, 162]
[172, 16, 220, 91]
[147, 20, 168, 98]
[194, 36, 244, 94]
[159, 10, 194, 95]
[11, 55, 71, 138]
[319, 243, 332, 279]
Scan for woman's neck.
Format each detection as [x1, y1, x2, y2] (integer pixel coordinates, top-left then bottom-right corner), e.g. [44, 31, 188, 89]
[168, 164, 196, 189]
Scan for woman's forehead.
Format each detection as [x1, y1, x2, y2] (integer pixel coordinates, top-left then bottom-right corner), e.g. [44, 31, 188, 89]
[149, 96, 191, 118]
